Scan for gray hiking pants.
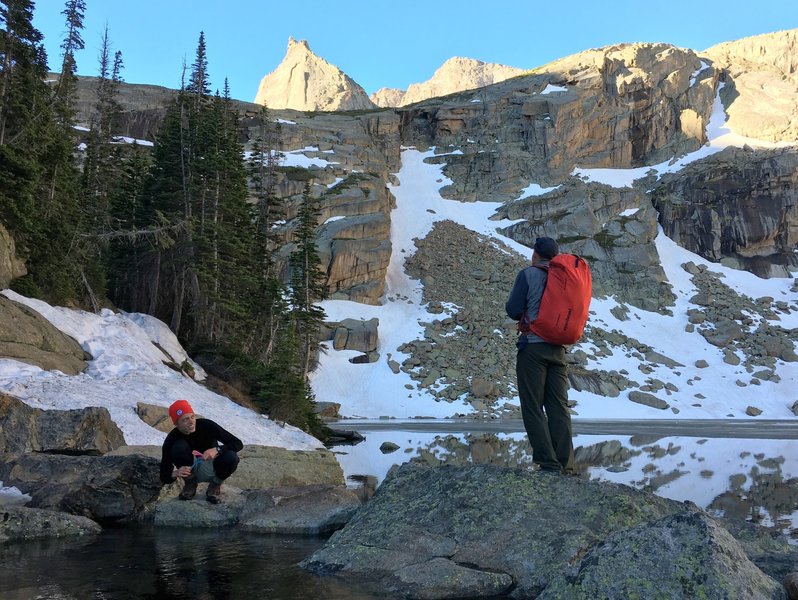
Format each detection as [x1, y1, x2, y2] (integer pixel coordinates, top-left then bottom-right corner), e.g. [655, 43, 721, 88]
[516, 341, 575, 473]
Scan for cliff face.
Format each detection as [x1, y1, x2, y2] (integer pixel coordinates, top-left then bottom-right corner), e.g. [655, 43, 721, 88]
[400, 43, 716, 197]
[704, 29, 798, 142]
[653, 146, 798, 277]
[253, 38, 376, 112]
[370, 57, 526, 107]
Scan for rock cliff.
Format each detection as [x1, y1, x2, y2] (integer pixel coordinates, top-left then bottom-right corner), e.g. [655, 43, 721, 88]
[370, 56, 526, 107]
[253, 37, 376, 111]
[704, 29, 798, 142]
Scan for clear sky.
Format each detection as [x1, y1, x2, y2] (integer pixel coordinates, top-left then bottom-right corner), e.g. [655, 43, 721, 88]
[30, 0, 798, 103]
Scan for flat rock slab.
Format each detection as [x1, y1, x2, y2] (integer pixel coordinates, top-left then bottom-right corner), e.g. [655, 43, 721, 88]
[240, 484, 361, 535]
[154, 484, 360, 534]
[154, 485, 246, 527]
[0, 506, 101, 543]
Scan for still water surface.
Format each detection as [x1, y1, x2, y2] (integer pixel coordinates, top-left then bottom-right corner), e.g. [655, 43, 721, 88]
[0, 527, 380, 600]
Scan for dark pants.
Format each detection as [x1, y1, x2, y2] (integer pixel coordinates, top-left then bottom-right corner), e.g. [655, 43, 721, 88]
[171, 439, 240, 483]
[516, 341, 575, 473]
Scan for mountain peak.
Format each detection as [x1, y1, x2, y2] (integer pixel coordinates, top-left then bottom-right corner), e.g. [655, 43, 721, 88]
[254, 37, 375, 112]
[371, 57, 526, 107]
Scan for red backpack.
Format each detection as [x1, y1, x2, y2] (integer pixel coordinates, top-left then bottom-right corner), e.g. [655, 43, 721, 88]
[521, 254, 592, 345]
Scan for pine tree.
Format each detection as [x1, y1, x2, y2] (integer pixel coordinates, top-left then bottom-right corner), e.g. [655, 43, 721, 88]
[0, 0, 87, 304]
[289, 182, 327, 378]
[247, 105, 286, 361]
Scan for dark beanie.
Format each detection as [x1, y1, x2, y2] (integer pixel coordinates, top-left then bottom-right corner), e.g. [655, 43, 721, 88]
[533, 237, 559, 260]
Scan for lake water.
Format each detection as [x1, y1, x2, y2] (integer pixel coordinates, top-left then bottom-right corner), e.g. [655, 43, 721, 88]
[3, 422, 798, 599]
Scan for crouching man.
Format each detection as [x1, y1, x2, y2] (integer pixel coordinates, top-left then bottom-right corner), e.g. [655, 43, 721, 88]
[159, 399, 243, 504]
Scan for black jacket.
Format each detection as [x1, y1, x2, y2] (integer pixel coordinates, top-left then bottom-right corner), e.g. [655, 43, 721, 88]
[159, 418, 243, 484]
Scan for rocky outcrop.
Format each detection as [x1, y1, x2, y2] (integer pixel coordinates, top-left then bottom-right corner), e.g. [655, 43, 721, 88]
[254, 38, 376, 112]
[0, 507, 101, 543]
[539, 511, 786, 599]
[704, 29, 798, 142]
[0, 394, 125, 455]
[0, 453, 162, 524]
[653, 146, 798, 277]
[302, 464, 782, 598]
[0, 223, 26, 288]
[0, 295, 87, 374]
[370, 57, 526, 107]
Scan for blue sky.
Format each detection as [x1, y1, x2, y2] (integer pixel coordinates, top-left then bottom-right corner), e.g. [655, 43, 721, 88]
[32, 0, 798, 103]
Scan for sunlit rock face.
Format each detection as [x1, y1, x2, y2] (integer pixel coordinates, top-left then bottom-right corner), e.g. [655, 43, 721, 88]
[704, 29, 798, 142]
[253, 37, 376, 112]
[370, 57, 526, 107]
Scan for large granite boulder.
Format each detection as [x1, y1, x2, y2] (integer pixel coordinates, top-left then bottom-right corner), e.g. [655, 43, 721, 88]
[0, 394, 125, 455]
[0, 453, 162, 523]
[0, 506, 101, 543]
[0, 223, 26, 288]
[0, 295, 87, 374]
[302, 464, 783, 599]
[539, 511, 785, 599]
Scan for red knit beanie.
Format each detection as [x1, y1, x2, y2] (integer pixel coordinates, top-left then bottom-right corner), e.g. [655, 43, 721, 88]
[169, 399, 194, 424]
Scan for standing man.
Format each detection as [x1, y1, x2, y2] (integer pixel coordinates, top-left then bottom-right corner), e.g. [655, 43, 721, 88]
[505, 237, 575, 475]
[159, 399, 243, 503]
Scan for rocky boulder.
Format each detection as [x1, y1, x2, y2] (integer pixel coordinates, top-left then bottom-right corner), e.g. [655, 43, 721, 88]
[0, 506, 101, 543]
[539, 511, 785, 599]
[0, 223, 26, 288]
[326, 318, 379, 352]
[302, 464, 699, 598]
[254, 37, 376, 111]
[0, 295, 87, 374]
[0, 453, 162, 524]
[0, 394, 125, 455]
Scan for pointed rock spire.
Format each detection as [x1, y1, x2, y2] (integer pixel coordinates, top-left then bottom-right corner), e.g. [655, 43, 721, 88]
[254, 37, 375, 112]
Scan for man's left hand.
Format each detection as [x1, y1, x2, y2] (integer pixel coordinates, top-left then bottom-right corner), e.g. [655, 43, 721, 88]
[202, 448, 218, 461]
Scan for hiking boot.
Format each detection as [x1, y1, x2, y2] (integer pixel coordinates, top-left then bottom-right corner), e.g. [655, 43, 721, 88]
[179, 477, 198, 501]
[206, 481, 222, 504]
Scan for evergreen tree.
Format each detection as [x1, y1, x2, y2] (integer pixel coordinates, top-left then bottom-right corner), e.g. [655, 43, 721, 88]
[289, 182, 327, 378]
[247, 105, 286, 361]
[0, 0, 87, 304]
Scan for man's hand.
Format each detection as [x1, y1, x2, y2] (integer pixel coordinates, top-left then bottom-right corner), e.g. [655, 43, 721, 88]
[202, 448, 218, 461]
[173, 466, 192, 479]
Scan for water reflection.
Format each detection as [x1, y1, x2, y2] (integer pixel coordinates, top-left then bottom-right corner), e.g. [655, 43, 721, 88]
[334, 431, 798, 542]
[0, 528, 381, 600]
